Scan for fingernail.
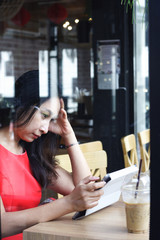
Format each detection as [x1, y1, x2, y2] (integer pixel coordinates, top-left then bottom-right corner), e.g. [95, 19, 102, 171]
[89, 176, 99, 181]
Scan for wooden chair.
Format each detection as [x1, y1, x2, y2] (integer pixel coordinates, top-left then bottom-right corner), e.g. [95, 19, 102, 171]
[121, 134, 139, 168]
[79, 140, 103, 152]
[56, 150, 107, 198]
[138, 129, 150, 172]
[57, 140, 103, 155]
[42, 141, 104, 200]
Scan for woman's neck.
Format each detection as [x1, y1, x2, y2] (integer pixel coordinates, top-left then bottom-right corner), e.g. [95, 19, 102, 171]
[0, 127, 24, 155]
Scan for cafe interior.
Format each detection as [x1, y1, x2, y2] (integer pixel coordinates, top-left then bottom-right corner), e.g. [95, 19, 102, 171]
[0, 0, 159, 239]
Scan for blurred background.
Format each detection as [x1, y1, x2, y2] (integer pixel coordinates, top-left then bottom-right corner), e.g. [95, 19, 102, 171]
[0, 0, 149, 173]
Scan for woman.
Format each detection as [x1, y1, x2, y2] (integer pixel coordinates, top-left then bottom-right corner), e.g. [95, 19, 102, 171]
[0, 70, 105, 240]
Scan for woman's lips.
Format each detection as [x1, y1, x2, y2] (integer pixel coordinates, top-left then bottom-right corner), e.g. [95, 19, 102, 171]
[33, 134, 40, 139]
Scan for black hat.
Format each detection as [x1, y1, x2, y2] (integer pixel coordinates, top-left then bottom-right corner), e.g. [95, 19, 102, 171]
[15, 70, 40, 108]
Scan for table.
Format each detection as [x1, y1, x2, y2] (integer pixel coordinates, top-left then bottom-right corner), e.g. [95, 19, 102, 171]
[23, 201, 149, 240]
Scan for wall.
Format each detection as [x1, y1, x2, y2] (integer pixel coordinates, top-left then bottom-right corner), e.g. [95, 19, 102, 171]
[0, 30, 92, 103]
[0, 32, 48, 80]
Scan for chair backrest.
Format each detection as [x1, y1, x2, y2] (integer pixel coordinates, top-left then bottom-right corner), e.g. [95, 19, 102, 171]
[138, 129, 150, 172]
[56, 150, 107, 198]
[79, 141, 103, 152]
[57, 141, 103, 155]
[121, 134, 139, 168]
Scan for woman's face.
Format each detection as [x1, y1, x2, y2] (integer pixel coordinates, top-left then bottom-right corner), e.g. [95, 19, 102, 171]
[14, 97, 60, 142]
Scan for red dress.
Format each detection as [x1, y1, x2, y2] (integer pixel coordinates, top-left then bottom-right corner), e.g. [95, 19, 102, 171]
[0, 144, 42, 240]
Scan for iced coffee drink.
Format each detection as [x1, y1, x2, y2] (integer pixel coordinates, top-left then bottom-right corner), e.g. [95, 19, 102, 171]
[125, 201, 150, 233]
[122, 176, 150, 233]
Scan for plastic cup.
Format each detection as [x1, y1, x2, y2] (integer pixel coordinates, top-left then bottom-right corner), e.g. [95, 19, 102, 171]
[122, 179, 150, 233]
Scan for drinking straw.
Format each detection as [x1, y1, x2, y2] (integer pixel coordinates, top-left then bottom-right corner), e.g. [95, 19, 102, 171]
[135, 159, 142, 199]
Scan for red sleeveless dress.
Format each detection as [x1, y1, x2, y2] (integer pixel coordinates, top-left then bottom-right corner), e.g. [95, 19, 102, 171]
[0, 144, 42, 240]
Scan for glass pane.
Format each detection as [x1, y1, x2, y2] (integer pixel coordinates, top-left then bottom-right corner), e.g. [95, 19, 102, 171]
[134, 0, 149, 135]
[0, 51, 14, 98]
[50, 57, 58, 98]
[39, 50, 49, 97]
[62, 48, 77, 96]
[62, 48, 77, 113]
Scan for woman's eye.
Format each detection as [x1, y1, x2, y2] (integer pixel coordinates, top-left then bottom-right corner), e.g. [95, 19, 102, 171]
[51, 118, 56, 122]
[41, 112, 49, 119]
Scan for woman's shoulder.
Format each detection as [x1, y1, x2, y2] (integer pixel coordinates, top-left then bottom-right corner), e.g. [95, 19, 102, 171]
[0, 143, 25, 156]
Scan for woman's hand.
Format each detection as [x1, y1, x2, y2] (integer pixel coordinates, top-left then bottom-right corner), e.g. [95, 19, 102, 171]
[66, 176, 105, 212]
[48, 98, 73, 137]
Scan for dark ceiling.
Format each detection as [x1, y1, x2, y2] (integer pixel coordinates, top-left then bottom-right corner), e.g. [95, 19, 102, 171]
[24, 0, 87, 20]
[0, 0, 89, 22]
[0, 0, 91, 41]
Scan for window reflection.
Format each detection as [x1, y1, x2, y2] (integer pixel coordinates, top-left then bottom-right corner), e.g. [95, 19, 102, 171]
[62, 48, 77, 113]
[62, 48, 77, 96]
[134, 0, 149, 134]
[50, 50, 58, 98]
[0, 51, 14, 97]
[39, 50, 49, 97]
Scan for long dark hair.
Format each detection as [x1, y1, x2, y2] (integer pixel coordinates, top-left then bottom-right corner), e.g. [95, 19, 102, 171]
[13, 70, 59, 189]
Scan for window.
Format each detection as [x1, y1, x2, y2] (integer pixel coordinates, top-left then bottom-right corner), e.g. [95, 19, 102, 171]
[39, 50, 49, 97]
[0, 51, 14, 98]
[62, 48, 77, 113]
[134, 0, 149, 135]
[62, 48, 77, 96]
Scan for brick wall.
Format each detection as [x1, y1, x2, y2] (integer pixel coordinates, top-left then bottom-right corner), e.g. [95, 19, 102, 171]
[0, 32, 48, 80]
[0, 32, 91, 93]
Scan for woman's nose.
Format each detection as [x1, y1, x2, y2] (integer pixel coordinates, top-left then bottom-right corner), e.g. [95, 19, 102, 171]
[40, 123, 49, 134]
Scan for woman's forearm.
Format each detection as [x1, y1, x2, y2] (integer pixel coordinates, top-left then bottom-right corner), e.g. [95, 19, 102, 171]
[63, 131, 91, 185]
[1, 196, 73, 238]
[2, 177, 105, 238]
